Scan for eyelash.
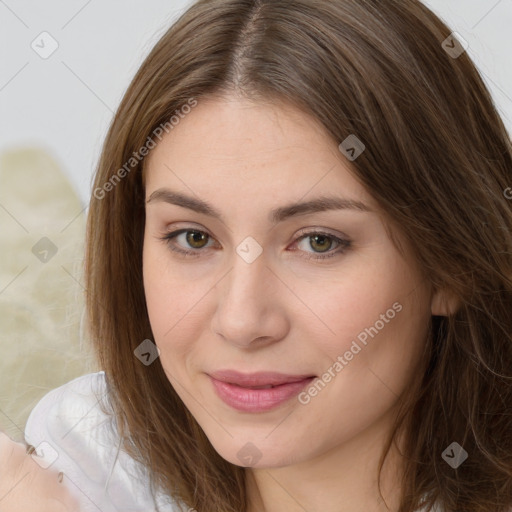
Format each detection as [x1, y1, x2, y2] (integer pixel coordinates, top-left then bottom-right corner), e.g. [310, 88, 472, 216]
[159, 228, 351, 261]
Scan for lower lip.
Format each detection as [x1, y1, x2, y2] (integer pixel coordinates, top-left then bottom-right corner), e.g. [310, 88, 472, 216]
[209, 376, 315, 412]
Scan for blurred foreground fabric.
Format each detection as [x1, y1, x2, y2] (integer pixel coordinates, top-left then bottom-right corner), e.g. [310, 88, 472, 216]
[0, 148, 97, 442]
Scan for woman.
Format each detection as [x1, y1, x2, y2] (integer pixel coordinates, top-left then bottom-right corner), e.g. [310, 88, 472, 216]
[25, 0, 512, 511]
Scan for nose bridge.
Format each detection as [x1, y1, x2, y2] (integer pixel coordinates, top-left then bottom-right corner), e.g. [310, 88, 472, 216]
[212, 239, 279, 345]
[225, 240, 269, 306]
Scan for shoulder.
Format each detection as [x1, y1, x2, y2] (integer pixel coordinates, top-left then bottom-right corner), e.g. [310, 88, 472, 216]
[26, 371, 109, 435]
[25, 371, 114, 466]
[25, 372, 180, 512]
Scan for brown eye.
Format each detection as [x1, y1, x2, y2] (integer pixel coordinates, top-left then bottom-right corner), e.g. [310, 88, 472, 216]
[293, 230, 351, 261]
[309, 234, 333, 253]
[161, 227, 351, 261]
[161, 228, 215, 257]
[186, 230, 209, 249]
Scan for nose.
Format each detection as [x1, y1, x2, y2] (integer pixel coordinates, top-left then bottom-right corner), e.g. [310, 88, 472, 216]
[210, 247, 289, 349]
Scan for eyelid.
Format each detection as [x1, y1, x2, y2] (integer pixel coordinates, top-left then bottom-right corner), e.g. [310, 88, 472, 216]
[294, 226, 349, 242]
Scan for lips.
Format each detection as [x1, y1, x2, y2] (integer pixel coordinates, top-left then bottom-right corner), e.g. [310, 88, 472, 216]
[208, 370, 316, 412]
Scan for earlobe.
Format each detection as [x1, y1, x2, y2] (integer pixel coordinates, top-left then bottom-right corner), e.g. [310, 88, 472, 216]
[431, 287, 460, 316]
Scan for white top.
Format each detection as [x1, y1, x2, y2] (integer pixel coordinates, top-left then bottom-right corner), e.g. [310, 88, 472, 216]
[25, 372, 445, 512]
[24, 371, 180, 512]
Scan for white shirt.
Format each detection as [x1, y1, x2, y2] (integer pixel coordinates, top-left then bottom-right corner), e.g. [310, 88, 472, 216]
[25, 372, 444, 512]
[24, 371, 181, 512]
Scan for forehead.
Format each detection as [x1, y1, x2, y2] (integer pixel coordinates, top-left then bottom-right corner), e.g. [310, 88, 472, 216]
[144, 95, 376, 209]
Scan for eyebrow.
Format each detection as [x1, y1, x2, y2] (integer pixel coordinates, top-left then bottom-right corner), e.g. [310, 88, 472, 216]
[146, 188, 371, 224]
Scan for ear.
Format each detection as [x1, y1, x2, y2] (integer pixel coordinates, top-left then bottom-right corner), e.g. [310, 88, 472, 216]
[431, 287, 460, 316]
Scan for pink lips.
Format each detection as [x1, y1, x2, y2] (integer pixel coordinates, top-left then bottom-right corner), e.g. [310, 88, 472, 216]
[208, 370, 315, 412]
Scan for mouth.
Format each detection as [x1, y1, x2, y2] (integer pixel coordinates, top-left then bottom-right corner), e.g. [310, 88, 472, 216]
[207, 370, 316, 412]
[209, 369, 316, 387]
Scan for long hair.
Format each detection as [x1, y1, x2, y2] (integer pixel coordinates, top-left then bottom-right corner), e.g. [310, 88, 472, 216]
[84, 1, 512, 510]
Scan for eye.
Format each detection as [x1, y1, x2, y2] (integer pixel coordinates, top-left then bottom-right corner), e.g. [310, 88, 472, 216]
[291, 229, 351, 260]
[159, 228, 351, 261]
[160, 229, 215, 257]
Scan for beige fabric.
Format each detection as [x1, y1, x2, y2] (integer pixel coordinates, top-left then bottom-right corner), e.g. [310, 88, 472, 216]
[0, 148, 97, 442]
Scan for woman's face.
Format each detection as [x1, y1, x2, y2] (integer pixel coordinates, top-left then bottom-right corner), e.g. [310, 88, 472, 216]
[142, 95, 437, 468]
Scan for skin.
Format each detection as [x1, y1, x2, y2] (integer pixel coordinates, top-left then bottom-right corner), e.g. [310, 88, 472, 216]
[142, 94, 453, 512]
[0, 432, 80, 511]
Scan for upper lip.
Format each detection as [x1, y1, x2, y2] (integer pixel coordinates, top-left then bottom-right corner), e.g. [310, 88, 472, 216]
[208, 370, 315, 387]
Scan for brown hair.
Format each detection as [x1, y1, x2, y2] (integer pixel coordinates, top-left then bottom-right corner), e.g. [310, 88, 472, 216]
[85, 1, 512, 510]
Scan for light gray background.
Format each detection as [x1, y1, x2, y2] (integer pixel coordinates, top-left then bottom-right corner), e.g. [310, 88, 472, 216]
[1, 0, 511, 205]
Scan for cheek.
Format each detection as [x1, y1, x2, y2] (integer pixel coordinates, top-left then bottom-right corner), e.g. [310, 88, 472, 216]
[143, 236, 189, 329]
[143, 240, 210, 371]
[304, 248, 430, 384]
[293, 268, 430, 447]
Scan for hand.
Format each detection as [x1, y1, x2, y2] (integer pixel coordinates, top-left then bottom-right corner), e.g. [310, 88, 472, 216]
[0, 431, 80, 512]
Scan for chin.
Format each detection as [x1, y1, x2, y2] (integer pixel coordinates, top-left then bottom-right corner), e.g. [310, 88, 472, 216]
[207, 435, 305, 469]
